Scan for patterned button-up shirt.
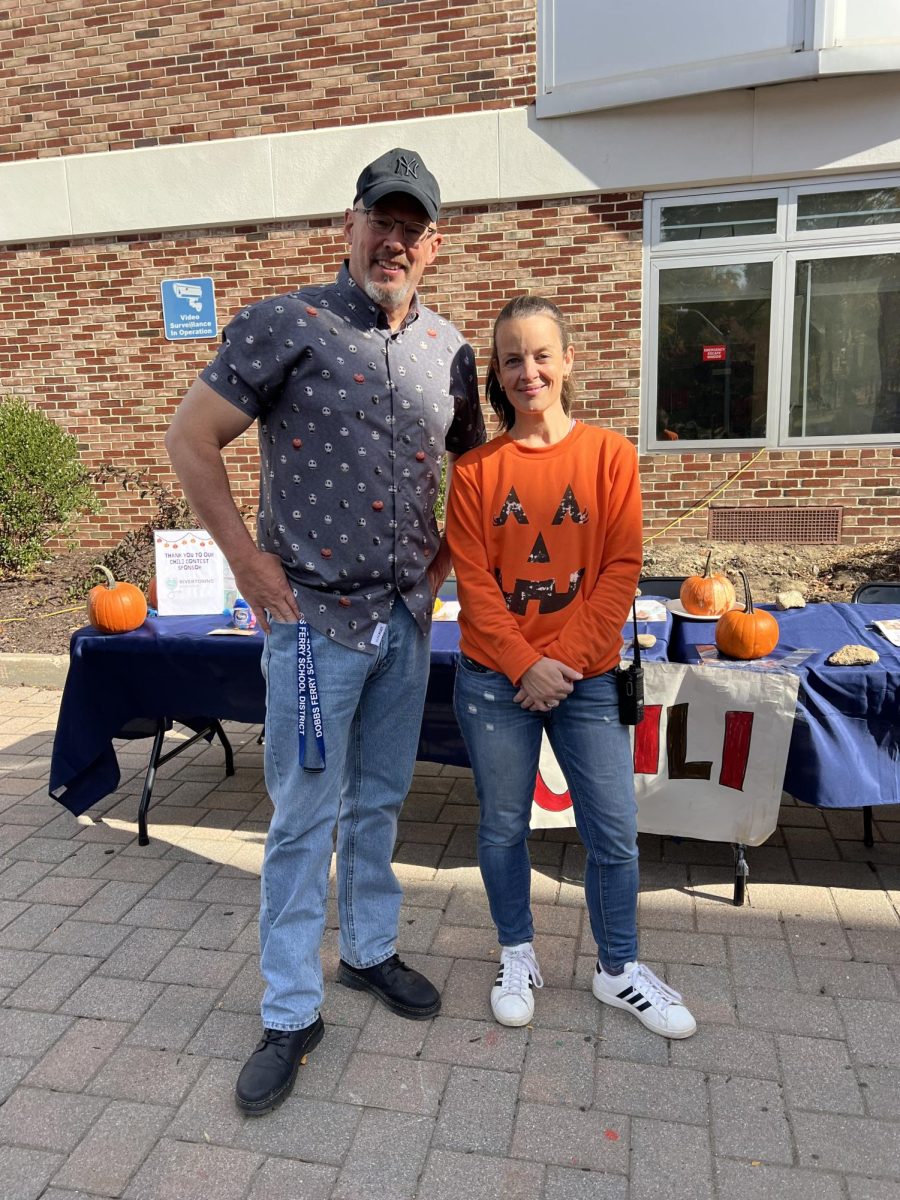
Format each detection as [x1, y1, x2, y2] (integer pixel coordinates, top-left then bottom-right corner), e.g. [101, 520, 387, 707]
[201, 263, 485, 652]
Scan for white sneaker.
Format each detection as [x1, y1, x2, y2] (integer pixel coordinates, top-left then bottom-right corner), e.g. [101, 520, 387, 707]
[491, 943, 544, 1027]
[592, 961, 697, 1039]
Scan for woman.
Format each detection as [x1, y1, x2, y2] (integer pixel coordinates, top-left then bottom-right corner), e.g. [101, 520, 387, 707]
[446, 296, 695, 1038]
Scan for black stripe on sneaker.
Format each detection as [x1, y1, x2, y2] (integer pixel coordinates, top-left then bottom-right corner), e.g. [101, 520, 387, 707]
[496, 973, 535, 988]
[617, 985, 653, 1012]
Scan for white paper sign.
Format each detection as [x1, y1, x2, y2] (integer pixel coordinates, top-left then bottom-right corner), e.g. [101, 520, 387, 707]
[153, 529, 226, 615]
[532, 662, 800, 846]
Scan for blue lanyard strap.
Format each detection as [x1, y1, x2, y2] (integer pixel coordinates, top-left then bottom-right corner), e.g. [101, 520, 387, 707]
[297, 621, 326, 770]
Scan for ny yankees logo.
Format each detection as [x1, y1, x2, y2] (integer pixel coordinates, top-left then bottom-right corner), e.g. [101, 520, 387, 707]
[395, 154, 419, 178]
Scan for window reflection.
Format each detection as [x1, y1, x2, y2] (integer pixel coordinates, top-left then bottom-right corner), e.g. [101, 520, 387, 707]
[789, 254, 900, 437]
[797, 188, 900, 232]
[656, 263, 772, 441]
[661, 198, 777, 242]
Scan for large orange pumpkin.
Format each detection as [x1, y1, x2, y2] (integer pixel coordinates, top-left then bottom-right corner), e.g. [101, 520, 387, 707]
[679, 551, 736, 617]
[715, 571, 779, 660]
[87, 565, 148, 634]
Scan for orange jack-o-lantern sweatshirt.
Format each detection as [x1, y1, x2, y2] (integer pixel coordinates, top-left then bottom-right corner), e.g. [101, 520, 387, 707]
[445, 422, 642, 684]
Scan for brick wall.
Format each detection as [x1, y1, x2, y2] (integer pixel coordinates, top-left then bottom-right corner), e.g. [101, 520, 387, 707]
[3, 190, 895, 549]
[640, 448, 900, 544]
[2, 0, 534, 161]
[0, 194, 640, 544]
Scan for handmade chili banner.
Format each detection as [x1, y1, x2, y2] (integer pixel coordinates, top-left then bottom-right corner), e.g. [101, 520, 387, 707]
[532, 662, 800, 846]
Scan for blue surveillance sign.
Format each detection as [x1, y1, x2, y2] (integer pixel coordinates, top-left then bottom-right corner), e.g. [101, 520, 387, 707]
[161, 276, 217, 340]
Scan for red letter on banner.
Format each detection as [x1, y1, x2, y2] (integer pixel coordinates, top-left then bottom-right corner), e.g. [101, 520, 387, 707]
[633, 705, 662, 774]
[718, 710, 753, 790]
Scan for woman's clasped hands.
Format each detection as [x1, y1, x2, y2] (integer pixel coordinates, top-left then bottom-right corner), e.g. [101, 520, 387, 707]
[514, 656, 583, 712]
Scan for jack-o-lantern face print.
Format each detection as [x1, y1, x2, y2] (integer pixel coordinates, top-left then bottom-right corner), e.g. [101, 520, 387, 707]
[492, 484, 589, 615]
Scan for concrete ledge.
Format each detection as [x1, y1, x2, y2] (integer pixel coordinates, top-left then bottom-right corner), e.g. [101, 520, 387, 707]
[6, 74, 900, 244]
[0, 654, 69, 689]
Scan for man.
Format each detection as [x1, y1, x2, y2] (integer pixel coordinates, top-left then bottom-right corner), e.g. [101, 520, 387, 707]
[165, 148, 485, 1116]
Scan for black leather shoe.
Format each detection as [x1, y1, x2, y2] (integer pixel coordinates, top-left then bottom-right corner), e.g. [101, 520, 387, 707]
[234, 1017, 324, 1116]
[338, 954, 441, 1019]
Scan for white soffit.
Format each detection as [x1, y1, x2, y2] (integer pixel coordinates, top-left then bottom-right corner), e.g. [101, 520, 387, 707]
[536, 0, 900, 116]
[5, 74, 900, 244]
[753, 74, 900, 175]
[0, 158, 70, 242]
[272, 114, 502, 217]
[64, 138, 275, 237]
[499, 92, 755, 198]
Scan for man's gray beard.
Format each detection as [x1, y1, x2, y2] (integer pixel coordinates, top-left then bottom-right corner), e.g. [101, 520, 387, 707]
[364, 276, 412, 313]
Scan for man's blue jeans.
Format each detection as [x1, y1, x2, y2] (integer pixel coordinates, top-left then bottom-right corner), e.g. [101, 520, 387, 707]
[453, 660, 639, 973]
[259, 602, 429, 1030]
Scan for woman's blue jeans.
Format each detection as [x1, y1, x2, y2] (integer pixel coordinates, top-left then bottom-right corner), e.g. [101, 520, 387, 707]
[259, 602, 429, 1030]
[453, 661, 639, 974]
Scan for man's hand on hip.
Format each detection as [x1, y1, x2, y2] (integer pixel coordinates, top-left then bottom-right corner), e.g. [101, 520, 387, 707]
[427, 538, 453, 597]
[232, 551, 301, 633]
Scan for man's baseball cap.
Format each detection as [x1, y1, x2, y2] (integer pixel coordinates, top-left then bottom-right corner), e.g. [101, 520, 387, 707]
[354, 148, 441, 223]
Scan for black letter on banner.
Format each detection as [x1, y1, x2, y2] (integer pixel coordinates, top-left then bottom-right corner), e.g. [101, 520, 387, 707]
[666, 703, 712, 781]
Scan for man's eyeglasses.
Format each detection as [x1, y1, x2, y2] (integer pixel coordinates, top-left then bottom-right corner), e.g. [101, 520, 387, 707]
[356, 208, 436, 246]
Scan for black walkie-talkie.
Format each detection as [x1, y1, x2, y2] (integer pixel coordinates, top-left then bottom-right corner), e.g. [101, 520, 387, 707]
[616, 599, 645, 726]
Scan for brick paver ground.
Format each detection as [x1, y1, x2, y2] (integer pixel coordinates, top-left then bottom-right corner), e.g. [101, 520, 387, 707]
[0, 684, 897, 1199]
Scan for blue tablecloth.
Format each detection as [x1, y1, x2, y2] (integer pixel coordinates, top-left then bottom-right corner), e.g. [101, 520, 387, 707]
[669, 602, 900, 809]
[50, 606, 673, 816]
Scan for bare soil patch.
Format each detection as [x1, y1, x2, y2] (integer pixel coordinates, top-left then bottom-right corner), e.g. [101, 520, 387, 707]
[1, 537, 898, 657]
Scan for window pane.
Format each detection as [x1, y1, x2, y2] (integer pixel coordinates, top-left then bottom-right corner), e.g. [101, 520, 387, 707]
[797, 188, 900, 231]
[660, 199, 777, 242]
[656, 263, 772, 441]
[789, 253, 900, 437]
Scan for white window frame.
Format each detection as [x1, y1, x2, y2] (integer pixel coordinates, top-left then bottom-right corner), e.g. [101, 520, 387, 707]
[779, 239, 900, 446]
[788, 178, 900, 242]
[642, 173, 900, 452]
[647, 251, 784, 452]
[650, 189, 787, 251]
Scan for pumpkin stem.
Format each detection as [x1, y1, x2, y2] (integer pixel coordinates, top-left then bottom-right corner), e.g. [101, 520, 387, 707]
[92, 564, 117, 589]
[702, 549, 712, 578]
[739, 569, 754, 613]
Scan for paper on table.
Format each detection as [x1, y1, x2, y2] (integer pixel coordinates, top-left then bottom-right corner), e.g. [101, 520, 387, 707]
[207, 627, 259, 637]
[633, 599, 668, 623]
[694, 644, 816, 671]
[154, 529, 225, 615]
[872, 619, 900, 648]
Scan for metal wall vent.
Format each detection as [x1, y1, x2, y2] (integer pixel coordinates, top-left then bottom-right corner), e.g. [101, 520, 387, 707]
[708, 506, 843, 544]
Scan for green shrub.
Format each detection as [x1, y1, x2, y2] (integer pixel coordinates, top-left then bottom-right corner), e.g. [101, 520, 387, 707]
[0, 394, 98, 576]
[68, 464, 197, 598]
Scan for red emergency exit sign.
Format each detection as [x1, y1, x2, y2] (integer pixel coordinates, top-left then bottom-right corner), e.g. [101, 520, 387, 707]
[702, 344, 727, 362]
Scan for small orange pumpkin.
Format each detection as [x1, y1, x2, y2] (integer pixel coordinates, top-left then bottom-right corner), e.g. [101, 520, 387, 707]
[679, 550, 736, 617]
[715, 571, 779, 660]
[147, 576, 158, 609]
[87, 564, 148, 634]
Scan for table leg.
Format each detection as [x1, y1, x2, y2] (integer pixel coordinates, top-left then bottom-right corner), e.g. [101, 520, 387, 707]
[732, 843, 749, 907]
[210, 720, 235, 776]
[136, 720, 236, 846]
[863, 806, 874, 848]
[137, 721, 168, 847]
